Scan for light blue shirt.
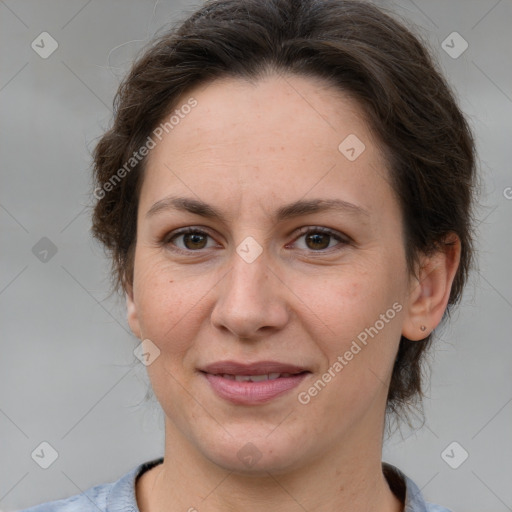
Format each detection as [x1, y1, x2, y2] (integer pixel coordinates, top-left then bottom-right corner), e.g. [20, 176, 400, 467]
[17, 457, 452, 512]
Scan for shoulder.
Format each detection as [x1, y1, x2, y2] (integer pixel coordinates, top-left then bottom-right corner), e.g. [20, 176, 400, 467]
[425, 505, 454, 512]
[15, 457, 164, 512]
[15, 481, 112, 512]
[382, 461, 453, 512]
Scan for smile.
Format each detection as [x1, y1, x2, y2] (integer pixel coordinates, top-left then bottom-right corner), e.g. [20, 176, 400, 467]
[200, 370, 310, 404]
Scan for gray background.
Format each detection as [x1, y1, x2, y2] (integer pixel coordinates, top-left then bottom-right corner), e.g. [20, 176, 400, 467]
[1, 0, 511, 510]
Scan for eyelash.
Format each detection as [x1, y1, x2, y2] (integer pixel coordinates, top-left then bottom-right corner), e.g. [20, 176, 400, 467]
[163, 226, 350, 255]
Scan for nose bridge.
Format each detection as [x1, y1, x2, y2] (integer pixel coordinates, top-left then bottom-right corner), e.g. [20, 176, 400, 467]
[211, 238, 289, 338]
[231, 240, 268, 295]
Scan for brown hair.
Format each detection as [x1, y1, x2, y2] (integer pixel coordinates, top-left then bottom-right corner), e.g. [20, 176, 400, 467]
[91, 0, 478, 420]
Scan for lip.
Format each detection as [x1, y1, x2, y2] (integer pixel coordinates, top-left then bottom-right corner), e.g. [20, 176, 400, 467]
[200, 360, 309, 375]
[199, 360, 310, 405]
[202, 373, 309, 405]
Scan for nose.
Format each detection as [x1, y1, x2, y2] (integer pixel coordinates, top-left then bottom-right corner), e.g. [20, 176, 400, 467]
[210, 247, 290, 341]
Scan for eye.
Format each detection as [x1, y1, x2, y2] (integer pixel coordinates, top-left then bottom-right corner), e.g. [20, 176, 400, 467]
[165, 228, 217, 252]
[289, 227, 349, 252]
[163, 226, 350, 254]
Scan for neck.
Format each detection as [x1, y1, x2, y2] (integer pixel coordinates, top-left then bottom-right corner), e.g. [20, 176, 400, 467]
[137, 413, 403, 512]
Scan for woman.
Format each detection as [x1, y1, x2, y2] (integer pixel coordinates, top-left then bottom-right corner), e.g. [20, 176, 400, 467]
[20, 0, 476, 510]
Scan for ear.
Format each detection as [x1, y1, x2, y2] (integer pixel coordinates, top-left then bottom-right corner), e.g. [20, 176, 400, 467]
[125, 281, 142, 339]
[402, 233, 461, 341]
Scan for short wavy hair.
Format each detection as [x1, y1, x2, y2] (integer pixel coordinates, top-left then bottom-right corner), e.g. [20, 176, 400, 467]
[91, 0, 478, 421]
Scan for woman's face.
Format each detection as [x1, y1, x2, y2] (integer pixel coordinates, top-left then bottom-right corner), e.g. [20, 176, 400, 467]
[127, 73, 416, 472]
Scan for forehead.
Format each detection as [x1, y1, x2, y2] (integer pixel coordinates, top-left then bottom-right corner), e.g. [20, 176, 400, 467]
[157, 73, 372, 153]
[140, 73, 393, 219]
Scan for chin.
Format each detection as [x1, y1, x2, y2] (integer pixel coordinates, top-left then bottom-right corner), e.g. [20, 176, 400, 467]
[195, 427, 311, 475]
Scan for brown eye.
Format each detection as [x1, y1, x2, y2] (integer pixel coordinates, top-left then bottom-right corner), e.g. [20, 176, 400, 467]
[166, 228, 215, 252]
[292, 227, 348, 252]
[181, 232, 208, 250]
[305, 232, 331, 250]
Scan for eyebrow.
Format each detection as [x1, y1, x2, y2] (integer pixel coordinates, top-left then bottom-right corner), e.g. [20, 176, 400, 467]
[146, 195, 370, 223]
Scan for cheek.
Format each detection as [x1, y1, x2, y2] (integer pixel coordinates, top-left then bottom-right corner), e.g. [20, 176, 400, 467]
[290, 263, 379, 343]
[133, 256, 195, 351]
[294, 260, 403, 376]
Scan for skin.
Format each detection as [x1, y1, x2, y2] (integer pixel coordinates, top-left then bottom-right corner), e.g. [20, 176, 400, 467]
[126, 72, 461, 512]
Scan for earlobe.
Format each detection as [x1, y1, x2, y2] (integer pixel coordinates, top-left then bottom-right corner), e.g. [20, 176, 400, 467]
[401, 234, 461, 341]
[125, 283, 142, 339]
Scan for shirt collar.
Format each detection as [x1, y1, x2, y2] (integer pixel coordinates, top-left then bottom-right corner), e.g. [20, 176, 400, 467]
[383, 462, 430, 512]
[107, 456, 164, 512]
[107, 457, 430, 512]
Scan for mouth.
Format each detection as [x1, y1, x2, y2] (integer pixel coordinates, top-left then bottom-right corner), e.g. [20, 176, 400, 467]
[199, 361, 311, 405]
[210, 372, 304, 382]
[200, 360, 309, 375]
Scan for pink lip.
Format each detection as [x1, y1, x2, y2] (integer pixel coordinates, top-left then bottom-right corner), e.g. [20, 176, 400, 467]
[202, 373, 309, 405]
[199, 360, 310, 405]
